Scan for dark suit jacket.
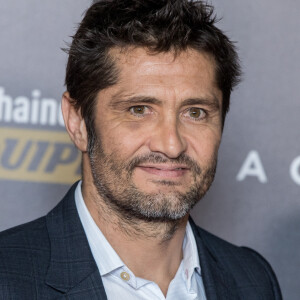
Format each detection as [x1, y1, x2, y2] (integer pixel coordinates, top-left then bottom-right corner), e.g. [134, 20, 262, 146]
[0, 183, 282, 299]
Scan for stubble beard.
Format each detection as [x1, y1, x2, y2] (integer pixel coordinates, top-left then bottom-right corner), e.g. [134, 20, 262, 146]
[88, 137, 218, 226]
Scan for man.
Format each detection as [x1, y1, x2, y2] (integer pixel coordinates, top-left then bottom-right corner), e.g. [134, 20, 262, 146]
[0, 0, 282, 299]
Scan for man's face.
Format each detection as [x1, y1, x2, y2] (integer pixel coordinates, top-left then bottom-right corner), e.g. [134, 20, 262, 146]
[88, 47, 223, 221]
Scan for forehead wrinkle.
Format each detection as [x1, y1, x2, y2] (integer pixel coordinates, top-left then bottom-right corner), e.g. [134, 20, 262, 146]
[113, 47, 212, 76]
[110, 49, 218, 92]
[106, 47, 221, 107]
[107, 81, 221, 109]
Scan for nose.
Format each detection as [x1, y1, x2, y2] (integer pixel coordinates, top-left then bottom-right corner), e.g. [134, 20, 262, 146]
[148, 117, 187, 159]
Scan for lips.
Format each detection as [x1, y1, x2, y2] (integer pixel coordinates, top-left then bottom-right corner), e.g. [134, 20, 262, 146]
[137, 165, 190, 178]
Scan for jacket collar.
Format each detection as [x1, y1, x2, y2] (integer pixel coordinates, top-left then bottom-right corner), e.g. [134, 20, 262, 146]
[45, 183, 237, 299]
[189, 217, 239, 300]
[45, 182, 107, 298]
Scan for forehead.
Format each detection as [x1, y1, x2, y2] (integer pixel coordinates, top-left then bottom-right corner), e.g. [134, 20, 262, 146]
[111, 47, 217, 83]
[100, 47, 221, 105]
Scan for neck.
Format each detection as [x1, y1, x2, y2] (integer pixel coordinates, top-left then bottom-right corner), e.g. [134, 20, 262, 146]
[81, 175, 189, 296]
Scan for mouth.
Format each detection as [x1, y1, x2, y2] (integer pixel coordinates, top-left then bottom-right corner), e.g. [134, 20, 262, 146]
[136, 164, 190, 178]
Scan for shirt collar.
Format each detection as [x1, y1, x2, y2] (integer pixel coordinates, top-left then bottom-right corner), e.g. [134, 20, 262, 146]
[182, 221, 202, 292]
[75, 181, 124, 275]
[75, 181, 201, 291]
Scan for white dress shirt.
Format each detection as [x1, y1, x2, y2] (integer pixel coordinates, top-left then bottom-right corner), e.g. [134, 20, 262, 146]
[75, 181, 207, 299]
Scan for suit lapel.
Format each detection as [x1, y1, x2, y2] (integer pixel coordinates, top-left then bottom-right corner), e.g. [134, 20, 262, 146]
[189, 218, 240, 300]
[45, 182, 107, 299]
[44, 183, 239, 299]
[55, 270, 107, 299]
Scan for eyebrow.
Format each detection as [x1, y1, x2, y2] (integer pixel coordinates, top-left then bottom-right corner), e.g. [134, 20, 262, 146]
[109, 96, 162, 108]
[109, 94, 220, 110]
[181, 97, 220, 110]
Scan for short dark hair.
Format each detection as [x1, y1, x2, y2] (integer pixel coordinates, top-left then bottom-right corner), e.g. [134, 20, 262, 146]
[65, 0, 241, 150]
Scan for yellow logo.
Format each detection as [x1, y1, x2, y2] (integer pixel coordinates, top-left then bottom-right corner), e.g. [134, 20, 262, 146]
[0, 127, 81, 184]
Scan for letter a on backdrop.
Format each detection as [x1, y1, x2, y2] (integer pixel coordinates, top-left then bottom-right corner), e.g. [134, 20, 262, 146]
[236, 150, 268, 183]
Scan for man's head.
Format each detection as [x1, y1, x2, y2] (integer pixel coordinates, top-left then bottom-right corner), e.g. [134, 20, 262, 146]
[65, 0, 241, 152]
[62, 0, 241, 223]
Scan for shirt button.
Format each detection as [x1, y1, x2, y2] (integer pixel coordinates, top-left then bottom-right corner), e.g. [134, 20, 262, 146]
[120, 271, 130, 281]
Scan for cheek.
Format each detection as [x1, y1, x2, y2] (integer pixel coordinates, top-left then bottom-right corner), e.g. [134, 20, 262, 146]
[187, 128, 221, 163]
[99, 121, 149, 157]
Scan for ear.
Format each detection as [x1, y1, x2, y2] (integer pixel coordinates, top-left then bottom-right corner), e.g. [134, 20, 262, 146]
[61, 92, 88, 152]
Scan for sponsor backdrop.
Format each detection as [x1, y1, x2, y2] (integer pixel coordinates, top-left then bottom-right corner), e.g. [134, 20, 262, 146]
[0, 0, 299, 298]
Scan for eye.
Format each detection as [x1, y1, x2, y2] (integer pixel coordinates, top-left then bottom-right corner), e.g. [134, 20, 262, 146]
[183, 107, 206, 121]
[129, 105, 149, 116]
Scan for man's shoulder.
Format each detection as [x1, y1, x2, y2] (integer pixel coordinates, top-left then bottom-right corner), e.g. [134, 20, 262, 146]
[0, 216, 50, 275]
[196, 224, 272, 268]
[195, 224, 254, 254]
[0, 215, 48, 245]
[0, 216, 52, 297]
[0, 182, 78, 279]
[193, 224, 282, 298]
